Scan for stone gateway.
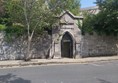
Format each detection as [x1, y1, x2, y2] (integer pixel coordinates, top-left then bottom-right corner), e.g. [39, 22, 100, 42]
[50, 10, 82, 58]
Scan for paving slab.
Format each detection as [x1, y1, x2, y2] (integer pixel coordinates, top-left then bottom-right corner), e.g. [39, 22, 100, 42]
[0, 56, 118, 68]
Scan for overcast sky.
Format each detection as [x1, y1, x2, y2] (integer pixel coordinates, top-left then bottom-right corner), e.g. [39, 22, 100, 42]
[80, 0, 96, 8]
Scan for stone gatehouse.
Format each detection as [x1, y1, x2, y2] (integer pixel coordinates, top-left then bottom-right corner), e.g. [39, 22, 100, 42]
[0, 10, 118, 60]
[50, 10, 82, 58]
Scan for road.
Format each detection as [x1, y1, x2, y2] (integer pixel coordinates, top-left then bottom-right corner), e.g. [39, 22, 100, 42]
[0, 61, 118, 83]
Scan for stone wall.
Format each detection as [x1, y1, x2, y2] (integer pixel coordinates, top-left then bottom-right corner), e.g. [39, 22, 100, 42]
[0, 31, 118, 60]
[0, 31, 51, 60]
[1, 10, 118, 60]
[81, 33, 118, 57]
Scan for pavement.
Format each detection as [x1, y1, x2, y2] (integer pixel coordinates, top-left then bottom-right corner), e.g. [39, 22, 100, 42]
[0, 55, 118, 68]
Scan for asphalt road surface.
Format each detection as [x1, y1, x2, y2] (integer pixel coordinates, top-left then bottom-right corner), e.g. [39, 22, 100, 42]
[0, 61, 118, 83]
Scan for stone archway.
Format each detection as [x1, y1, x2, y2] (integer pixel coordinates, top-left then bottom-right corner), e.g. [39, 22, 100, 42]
[61, 32, 73, 58]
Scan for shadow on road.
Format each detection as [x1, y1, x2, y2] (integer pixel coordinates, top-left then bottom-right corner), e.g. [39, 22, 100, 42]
[0, 73, 31, 83]
[98, 78, 112, 83]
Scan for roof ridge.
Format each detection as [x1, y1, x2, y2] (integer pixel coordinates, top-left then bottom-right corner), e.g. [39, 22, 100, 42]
[81, 6, 99, 10]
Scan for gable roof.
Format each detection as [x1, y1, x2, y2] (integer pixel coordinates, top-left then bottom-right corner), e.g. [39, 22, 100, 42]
[57, 10, 83, 19]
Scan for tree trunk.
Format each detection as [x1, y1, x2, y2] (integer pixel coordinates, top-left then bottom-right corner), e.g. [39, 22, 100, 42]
[24, 37, 32, 61]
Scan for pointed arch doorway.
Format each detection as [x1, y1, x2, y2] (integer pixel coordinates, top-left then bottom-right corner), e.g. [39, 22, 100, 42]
[61, 32, 73, 58]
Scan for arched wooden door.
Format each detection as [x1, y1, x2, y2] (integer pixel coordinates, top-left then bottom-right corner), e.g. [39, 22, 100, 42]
[61, 32, 73, 58]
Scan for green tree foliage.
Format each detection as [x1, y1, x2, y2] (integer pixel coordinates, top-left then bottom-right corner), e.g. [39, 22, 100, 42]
[0, 24, 6, 31]
[82, 0, 118, 35]
[0, 0, 13, 26]
[4, 0, 53, 32]
[48, 0, 80, 15]
[0, 0, 4, 16]
[3, 0, 57, 40]
[81, 12, 96, 35]
[2, 0, 80, 34]
[95, 0, 118, 35]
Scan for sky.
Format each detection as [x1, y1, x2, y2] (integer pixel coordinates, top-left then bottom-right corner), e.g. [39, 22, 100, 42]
[80, 0, 96, 8]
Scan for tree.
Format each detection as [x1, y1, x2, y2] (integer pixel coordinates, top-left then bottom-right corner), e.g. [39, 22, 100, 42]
[3, 0, 80, 61]
[48, 0, 80, 15]
[94, 0, 118, 35]
[81, 13, 96, 35]
[0, 0, 6, 24]
[4, 0, 53, 61]
[0, 0, 4, 16]
[82, 0, 118, 35]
